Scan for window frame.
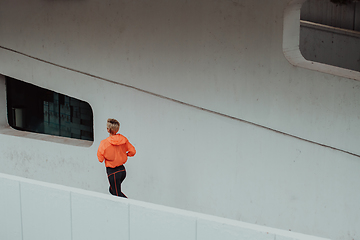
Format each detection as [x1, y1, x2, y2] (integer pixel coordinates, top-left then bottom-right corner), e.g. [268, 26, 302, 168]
[283, 0, 360, 81]
[0, 74, 94, 147]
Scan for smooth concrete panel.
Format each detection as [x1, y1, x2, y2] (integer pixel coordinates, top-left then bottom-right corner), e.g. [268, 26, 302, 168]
[275, 236, 297, 240]
[71, 192, 129, 240]
[20, 182, 71, 240]
[197, 218, 275, 240]
[0, 1, 359, 239]
[130, 203, 197, 240]
[0, 174, 331, 240]
[0, 177, 22, 240]
[2, 0, 360, 156]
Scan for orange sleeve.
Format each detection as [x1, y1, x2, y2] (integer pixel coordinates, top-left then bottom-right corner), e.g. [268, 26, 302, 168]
[126, 141, 136, 157]
[97, 141, 105, 163]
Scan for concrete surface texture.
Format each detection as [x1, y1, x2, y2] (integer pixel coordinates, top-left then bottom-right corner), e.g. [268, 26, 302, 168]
[0, 0, 359, 239]
[0, 173, 330, 240]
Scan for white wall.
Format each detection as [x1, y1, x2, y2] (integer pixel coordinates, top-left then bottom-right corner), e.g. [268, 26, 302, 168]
[0, 173, 329, 240]
[0, 0, 359, 240]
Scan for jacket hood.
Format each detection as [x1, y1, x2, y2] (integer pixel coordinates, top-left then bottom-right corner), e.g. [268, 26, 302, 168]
[106, 134, 127, 145]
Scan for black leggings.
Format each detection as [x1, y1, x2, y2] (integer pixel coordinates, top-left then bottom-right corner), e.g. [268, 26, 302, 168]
[106, 165, 127, 198]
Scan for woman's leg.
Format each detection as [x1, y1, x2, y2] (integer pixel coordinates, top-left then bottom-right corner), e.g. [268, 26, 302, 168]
[107, 165, 127, 198]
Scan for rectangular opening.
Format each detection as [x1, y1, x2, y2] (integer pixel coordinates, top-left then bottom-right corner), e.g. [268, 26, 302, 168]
[0, 75, 94, 146]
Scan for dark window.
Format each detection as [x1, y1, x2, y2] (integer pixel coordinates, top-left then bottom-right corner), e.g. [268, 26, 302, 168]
[6, 77, 93, 141]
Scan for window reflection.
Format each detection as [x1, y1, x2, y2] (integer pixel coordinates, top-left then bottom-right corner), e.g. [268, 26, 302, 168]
[6, 77, 93, 141]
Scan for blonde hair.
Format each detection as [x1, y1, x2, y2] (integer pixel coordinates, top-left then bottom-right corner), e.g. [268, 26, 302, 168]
[107, 118, 120, 134]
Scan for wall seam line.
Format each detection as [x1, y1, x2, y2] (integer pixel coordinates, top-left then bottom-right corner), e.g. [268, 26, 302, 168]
[19, 182, 24, 240]
[1, 45, 359, 159]
[195, 218, 198, 240]
[128, 203, 131, 240]
[70, 192, 73, 240]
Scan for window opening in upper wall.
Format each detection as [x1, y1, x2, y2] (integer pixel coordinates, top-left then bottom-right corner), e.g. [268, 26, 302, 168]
[5, 76, 94, 142]
[299, 0, 360, 72]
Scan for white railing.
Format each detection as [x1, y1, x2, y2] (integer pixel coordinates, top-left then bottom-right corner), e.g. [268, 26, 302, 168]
[0, 173, 329, 240]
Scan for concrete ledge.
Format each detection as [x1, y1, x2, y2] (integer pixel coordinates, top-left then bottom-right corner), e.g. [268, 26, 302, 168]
[0, 173, 330, 240]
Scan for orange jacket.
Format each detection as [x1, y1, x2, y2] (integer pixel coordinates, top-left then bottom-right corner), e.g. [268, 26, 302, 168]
[97, 134, 136, 168]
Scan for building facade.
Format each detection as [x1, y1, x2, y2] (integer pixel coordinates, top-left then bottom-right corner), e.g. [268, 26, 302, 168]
[0, 0, 359, 239]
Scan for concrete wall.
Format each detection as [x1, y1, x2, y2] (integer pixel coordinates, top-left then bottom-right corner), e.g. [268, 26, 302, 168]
[0, 173, 329, 240]
[300, 21, 360, 72]
[0, 0, 359, 240]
